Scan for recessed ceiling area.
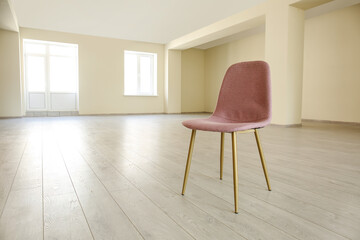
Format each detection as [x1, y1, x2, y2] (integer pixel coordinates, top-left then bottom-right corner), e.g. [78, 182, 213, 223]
[194, 24, 265, 50]
[192, 0, 360, 50]
[10, 0, 267, 44]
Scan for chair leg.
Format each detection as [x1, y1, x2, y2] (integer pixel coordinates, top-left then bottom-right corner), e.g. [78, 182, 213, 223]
[182, 130, 196, 195]
[231, 132, 239, 214]
[254, 129, 271, 191]
[220, 132, 224, 180]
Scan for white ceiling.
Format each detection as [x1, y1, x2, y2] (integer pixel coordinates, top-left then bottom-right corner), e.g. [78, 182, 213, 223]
[11, 0, 267, 44]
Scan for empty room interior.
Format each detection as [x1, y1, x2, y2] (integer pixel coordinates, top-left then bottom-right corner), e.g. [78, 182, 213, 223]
[1, 0, 360, 239]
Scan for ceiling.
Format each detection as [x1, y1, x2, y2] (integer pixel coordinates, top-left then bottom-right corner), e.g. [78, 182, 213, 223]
[11, 0, 267, 44]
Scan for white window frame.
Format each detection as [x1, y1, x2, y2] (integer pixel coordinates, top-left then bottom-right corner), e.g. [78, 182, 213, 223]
[23, 39, 79, 112]
[124, 50, 157, 96]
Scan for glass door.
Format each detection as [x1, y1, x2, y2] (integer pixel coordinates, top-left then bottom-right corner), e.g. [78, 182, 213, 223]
[24, 39, 79, 112]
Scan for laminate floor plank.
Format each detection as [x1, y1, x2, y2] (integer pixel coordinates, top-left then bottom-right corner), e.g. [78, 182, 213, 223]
[75, 144, 245, 240]
[193, 154, 360, 223]
[147, 153, 360, 240]
[44, 194, 93, 240]
[57, 141, 144, 240]
[0, 154, 24, 213]
[95, 146, 295, 240]
[190, 170, 347, 240]
[91, 127, 360, 239]
[58, 140, 195, 240]
[0, 115, 359, 239]
[80, 117, 354, 240]
[0, 122, 43, 240]
[0, 187, 43, 240]
[95, 139, 352, 240]
[42, 127, 94, 240]
[128, 127, 360, 210]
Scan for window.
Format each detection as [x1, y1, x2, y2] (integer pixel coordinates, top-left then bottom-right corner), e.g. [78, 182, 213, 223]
[124, 51, 157, 96]
[24, 39, 79, 111]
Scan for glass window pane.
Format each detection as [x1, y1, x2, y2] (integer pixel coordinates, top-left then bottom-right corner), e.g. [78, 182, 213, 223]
[140, 56, 151, 94]
[124, 53, 138, 95]
[27, 56, 46, 92]
[49, 56, 78, 92]
[124, 51, 157, 96]
[25, 43, 46, 55]
[49, 45, 77, 56]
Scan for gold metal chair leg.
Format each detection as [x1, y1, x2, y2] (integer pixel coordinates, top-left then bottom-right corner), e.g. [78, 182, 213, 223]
[182, 130, 196, 195]
[254, 129, 271, 191]
[231, 132, 239, 214]
[220, 132, 224, 180]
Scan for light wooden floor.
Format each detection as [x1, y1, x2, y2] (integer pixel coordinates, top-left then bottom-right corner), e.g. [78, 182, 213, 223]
[0, 114, 359, 240]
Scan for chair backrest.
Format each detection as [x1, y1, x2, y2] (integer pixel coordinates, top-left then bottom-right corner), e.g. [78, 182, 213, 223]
[212, 61, 271, 123]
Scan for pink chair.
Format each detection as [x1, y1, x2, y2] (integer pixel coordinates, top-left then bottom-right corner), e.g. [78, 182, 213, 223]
[181, 61, 272, 213]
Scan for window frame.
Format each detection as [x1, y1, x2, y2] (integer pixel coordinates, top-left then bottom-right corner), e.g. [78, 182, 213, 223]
[124, 50, 157, 96]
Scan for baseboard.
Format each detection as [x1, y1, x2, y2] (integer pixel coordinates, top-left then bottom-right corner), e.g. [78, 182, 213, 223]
[26, 111, 79, 117]
[180, 112, 211, 114]
[22, 112, 204, 117]
[302, 118, 360, 126]
[79, 112, 166, 116]
[0, 116, 22, 119]
[82, 112, 211, 116]
[270, 123, 302, 128]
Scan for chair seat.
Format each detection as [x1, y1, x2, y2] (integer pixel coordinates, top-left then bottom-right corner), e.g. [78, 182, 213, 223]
[182, 115, 270, 133]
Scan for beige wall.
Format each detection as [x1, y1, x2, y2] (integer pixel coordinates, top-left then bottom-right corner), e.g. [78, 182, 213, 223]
[172, 0, 353, 125]
[204, 32, 265, 112]
[20, 28, 165, 115]
[265, 3, 304, 125]
[2, 2, 359, 122]
[181, 4, 360, 123]
[181, 49, 205, 112]
[0, 29, 22, 117]
[164, 49, 182, 113]
[302, 4, 360, 123]
[170, 0, 307, 125]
